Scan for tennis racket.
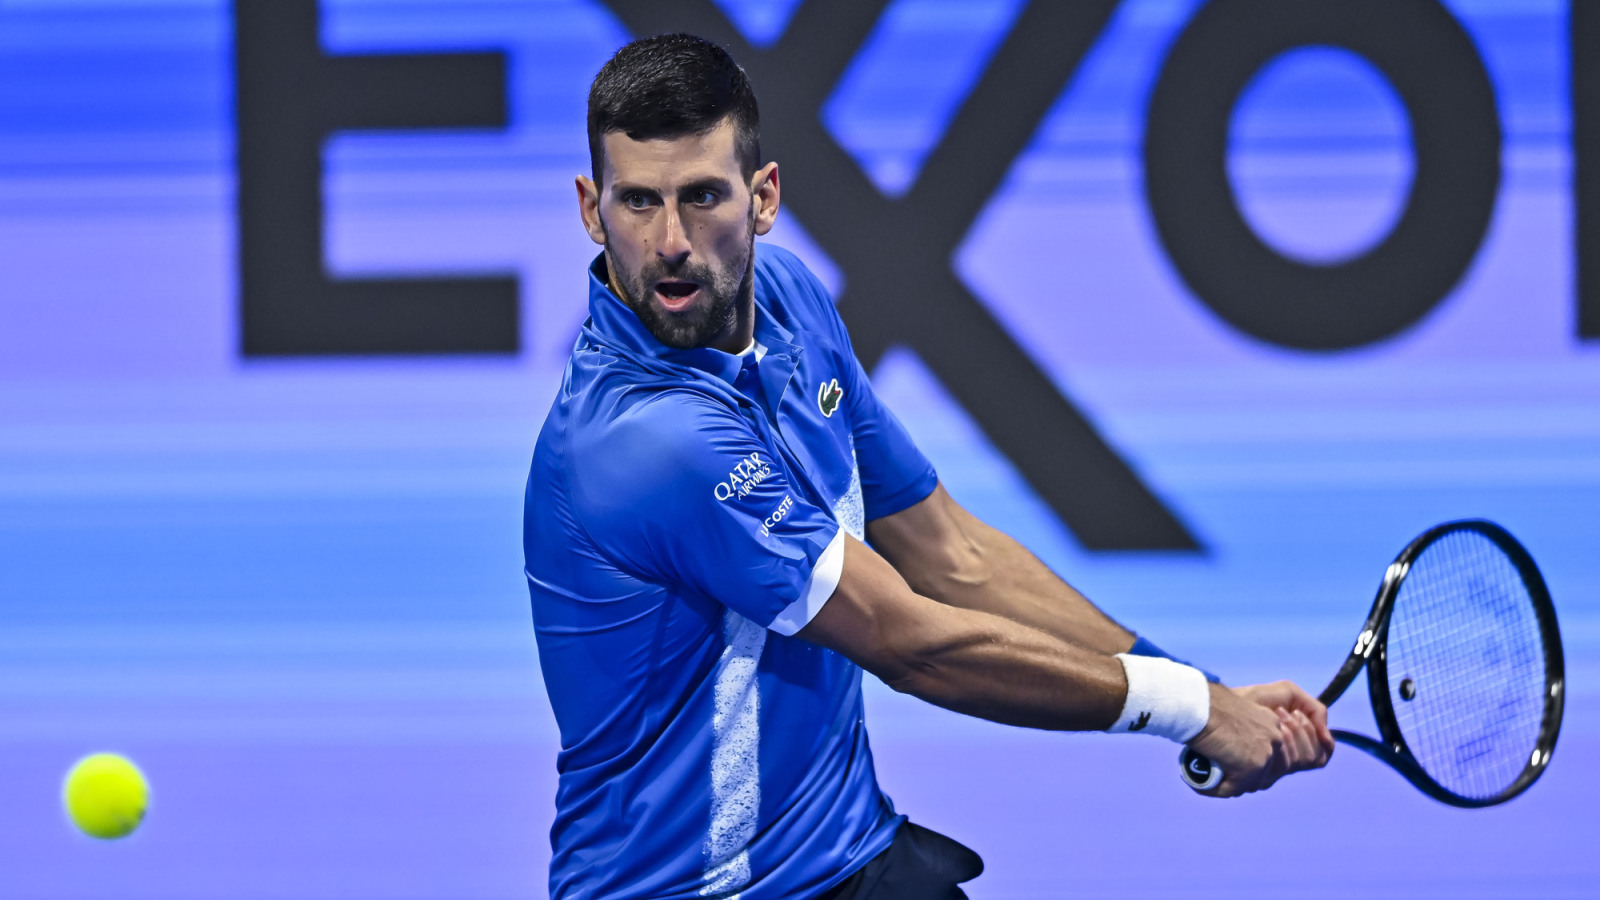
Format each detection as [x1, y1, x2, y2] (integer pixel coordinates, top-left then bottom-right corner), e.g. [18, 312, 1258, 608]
[1179, 520, 1564, 807]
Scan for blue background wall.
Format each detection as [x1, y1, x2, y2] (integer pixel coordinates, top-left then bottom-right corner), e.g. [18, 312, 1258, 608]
[1, 1, 1595, 897]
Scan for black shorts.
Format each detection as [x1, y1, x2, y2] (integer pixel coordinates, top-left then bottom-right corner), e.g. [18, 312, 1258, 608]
[817, 821, 984, 900]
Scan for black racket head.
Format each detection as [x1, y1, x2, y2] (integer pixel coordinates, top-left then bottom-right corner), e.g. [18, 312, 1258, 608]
[1367, 520, 1564, 807]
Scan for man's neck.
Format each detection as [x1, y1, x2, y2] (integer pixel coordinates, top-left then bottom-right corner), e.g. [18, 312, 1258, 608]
[710, 293, 756, 355]
[606, 267, 628, 305]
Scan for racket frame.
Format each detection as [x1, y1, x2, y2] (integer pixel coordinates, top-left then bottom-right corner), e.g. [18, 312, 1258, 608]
[1325, 519, 1565, 808]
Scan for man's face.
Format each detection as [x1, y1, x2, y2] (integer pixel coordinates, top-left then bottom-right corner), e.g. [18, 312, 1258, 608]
[577, 119, 778, 350]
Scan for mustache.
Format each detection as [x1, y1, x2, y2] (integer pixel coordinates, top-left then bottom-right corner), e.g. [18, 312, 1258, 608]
[639, 259, 716, 287]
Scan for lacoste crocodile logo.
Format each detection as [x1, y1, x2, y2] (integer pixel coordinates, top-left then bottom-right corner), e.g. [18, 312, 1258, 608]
[817, 378, 843, 417]
[1128, 711, 1151, 732]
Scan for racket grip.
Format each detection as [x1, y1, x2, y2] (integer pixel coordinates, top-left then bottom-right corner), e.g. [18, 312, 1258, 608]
[1179, 746, 1223, 791]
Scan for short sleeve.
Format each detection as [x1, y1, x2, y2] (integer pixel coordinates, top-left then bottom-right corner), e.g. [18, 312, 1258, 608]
[567, 389, 844, 635]
[840, 353, 939, 519]
[757, 246, 939, 520]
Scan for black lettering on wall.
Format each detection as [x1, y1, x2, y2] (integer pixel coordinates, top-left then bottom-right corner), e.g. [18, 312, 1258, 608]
[604, 0, 1200, 550]
[1575, 1, 1600, 339]
[235, 0, 518, 355]
[1145, 0, 1501, 350]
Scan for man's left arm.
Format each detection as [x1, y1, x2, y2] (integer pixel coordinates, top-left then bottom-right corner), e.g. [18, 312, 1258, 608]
[865, 483, 1138, 656]
[861, 482, 1334, 772]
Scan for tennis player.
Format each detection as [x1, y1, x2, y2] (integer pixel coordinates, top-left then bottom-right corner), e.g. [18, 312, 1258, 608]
[523, 33, 1334, 900]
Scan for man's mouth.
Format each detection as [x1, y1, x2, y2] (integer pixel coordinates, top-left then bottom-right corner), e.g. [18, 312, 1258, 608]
[654, 280, 701, 312]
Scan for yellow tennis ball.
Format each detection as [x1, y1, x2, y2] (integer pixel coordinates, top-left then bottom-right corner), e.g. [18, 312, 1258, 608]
[62, 753, 148, 839]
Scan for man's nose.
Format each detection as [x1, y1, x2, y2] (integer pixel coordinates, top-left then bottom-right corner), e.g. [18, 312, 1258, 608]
[656, 203, 692, 265]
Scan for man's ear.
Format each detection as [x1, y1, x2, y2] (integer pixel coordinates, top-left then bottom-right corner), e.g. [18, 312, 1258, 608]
[576, 175, 607, 245]
[751, 162, 780, 236]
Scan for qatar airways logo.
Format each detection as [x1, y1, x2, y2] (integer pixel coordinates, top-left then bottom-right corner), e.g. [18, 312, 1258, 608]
[715, 451, 772, 502]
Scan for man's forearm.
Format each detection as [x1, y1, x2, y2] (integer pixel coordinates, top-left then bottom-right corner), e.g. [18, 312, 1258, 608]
[809, 539, 1129, 731]
[867, 486, 1135, 654]
[957, 515, 1135, 653]
[882, 602, 1129, 730]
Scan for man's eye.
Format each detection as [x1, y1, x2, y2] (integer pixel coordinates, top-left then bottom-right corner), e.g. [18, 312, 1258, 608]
[691, 190, 717, 206]
[624, 194, 651, 210]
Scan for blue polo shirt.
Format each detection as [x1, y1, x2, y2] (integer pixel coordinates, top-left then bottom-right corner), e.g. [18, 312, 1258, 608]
[524, 245, 939, 899]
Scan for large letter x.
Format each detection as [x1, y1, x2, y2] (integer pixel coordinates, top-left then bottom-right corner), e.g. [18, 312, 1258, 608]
[604, 0, 1199, 550]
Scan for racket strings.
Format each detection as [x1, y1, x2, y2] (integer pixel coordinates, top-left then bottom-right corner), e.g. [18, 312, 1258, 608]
[1384, 530, 1548, 801]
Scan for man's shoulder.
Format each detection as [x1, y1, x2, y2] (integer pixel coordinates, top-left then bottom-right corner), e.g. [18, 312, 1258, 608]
[754, 244, 832, 312]
[754, 241, 810, 278]
[753, 243, 849, 346]
[541, 359, 747, 496]
[557, 353, 729, 438]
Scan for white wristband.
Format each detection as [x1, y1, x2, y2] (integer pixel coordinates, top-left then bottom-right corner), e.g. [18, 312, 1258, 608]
[1109, 653, 1211, 743]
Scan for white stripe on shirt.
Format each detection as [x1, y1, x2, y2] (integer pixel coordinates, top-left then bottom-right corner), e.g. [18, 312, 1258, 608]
[702, 609, 766, 898]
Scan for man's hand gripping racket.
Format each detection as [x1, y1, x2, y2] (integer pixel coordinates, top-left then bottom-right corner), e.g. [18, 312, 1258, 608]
[1179, 520, 1565, 808]
[1183, 680, 1335, 797]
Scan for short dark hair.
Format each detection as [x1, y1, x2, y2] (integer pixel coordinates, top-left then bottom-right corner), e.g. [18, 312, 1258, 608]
[587, 33, 761, 188]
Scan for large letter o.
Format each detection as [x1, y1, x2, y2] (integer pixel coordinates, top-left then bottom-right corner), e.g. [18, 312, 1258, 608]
[1144, 0, 1500, 350]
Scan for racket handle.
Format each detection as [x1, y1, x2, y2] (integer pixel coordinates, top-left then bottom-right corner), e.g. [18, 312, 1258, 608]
[1179, 746, 1223, 791]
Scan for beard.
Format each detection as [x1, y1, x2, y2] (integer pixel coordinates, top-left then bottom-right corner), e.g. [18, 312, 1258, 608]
[621, 254, 748, 350]
[603, 219, 756, 350]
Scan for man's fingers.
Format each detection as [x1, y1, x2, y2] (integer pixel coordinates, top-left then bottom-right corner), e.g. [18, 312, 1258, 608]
[1300, 709, 1335, 767]
[1192, 682, 1324, 798]
[1275, 708, 1297, 768]
[1254, 680, 1335, 756]
[1279, 709, 1334, 772]
[1237, 681, 1332, 744]
[1287, 709, 1323, 771]
[1234, 681, 1281, 707]
[1275, 681, 1331, 736]
[1196, 680, 1335, 799]
[1294, 688, 1331, 741]
[1268, 697, 1292, 782]
[1296, 710, 1319, 767]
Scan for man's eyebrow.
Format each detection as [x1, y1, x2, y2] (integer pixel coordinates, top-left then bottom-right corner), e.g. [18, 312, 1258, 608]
[679, 177, 734, 195]
[608, 181, 660, 197]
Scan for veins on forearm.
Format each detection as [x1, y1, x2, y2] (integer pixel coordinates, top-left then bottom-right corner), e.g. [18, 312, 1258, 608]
[883, 608, 1125, 732]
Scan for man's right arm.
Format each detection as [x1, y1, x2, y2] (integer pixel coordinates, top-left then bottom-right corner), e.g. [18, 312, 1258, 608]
[797, 536, 1328, 797]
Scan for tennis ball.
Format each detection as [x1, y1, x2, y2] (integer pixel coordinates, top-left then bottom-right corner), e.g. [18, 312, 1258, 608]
[62, 753, 148, 839]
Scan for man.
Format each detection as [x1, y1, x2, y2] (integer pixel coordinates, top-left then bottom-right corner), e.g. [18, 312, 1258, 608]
[524, 33, 1333, 900]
